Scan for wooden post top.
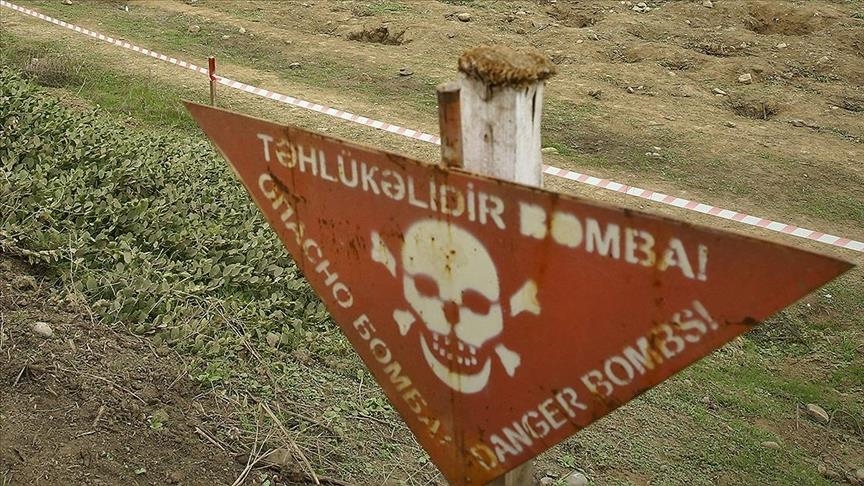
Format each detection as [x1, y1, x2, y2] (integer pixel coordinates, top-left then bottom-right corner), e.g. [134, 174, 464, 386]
[457, 46, 557, 88]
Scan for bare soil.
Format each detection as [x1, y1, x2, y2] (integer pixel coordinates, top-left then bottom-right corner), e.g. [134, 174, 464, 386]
[0, 256, 249, 485]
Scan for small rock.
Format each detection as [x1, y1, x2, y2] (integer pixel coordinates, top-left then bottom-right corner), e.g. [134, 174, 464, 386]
[724, 121, 737, 128]
[776, 42, 787, 49]
[266, 332, 280, 348]
[541, 147, 559, 155]
[167, 471, 186, 484]
[702, 0, 714, 8]
[262, 448, 293, 467]
[139, 385, 161, 405]
[62, 0, 73, 4]
[398, 67, 413, 76]
[187, 25, 200, 33]
[457, 12, 471, 22]
[288, 62, 301, 69]
[790, 119, 819, 129]
[738, 73, 753, 84]
[761, 441, 780, 449]
[32, 321, 53, 338]
[446, 32, 456, 39]
[238, 26, 247, 34]
[713, 87, 727, 96]
[566, 472, 589, 486]
[817, 56, 830, 64]
[221, 34, 230, 40]
[627, 86, 635, 94]
[588, 89, 602, 99]
[806, 403, 830, 425]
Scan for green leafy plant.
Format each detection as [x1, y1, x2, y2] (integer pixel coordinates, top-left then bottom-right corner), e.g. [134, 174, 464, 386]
[0, 67, 330, 388]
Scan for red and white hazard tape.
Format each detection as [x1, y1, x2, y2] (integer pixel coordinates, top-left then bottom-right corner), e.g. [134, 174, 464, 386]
[543, 166, 863, 253]
[3, 1, 861, 253]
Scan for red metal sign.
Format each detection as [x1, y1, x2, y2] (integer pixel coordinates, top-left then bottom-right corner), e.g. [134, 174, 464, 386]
[185, 102, 852, 485]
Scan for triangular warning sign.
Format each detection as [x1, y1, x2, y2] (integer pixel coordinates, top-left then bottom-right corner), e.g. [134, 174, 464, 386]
[185, 102, 852, 485]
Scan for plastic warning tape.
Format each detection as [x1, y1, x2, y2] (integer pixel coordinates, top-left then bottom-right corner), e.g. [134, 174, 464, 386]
[3, 0, 862, 253]
[543, 166, 864, 253]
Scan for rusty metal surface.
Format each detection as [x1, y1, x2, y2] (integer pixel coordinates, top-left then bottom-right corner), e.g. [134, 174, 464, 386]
[185, 102, 852, 485]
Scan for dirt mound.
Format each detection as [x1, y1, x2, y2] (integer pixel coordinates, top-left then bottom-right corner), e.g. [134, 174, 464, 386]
[545, 5, 599, 29]
[347, 24, 408, 45]
[745, 3, 832, 36]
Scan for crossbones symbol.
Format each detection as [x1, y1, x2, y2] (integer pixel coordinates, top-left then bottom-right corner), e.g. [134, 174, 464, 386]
[371, 220, 541, 394]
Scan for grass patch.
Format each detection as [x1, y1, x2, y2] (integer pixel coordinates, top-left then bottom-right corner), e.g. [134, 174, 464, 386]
[0, 33, 201, 132]
[352, 1, 409, 17]
[19, 0, 439, 111]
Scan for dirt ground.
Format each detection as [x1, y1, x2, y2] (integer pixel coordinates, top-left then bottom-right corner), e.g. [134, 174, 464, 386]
[129, 0, 864, 247]
[0, 255, 252, 485]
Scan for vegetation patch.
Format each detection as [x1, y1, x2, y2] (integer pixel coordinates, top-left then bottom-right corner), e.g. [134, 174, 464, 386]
[839, 97, 864, 113]
[1, 36, 198, 132]
[0, 68, 436, 483]
[350, 1, 408, 17]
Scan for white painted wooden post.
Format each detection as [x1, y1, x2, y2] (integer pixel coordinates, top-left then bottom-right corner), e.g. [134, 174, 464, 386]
[458, 46, 555, 188]
[445, 45, 556, 486]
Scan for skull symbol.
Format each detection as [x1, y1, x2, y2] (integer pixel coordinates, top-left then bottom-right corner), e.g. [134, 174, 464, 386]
[371, 219, 537, 394]
[402, 220, 503, 393]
